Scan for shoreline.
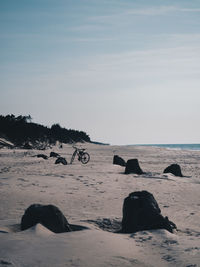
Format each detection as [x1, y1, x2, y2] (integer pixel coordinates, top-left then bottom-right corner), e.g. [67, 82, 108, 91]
[126, 143, 200, 151]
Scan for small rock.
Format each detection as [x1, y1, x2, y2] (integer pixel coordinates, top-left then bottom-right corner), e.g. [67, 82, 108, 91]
[55, 157, 67, 165]
[50, 152, 60, 158]
[113, 155, 126, 166]
[37, 154, 48, 160]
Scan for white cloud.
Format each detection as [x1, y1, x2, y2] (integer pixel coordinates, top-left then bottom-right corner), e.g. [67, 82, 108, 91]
[89, 5, 200, 25]
[127, 6, 200, 16]
[127, 6, 177, 16]
[180, 8, 200, 12]
[60, 44, 200, 92]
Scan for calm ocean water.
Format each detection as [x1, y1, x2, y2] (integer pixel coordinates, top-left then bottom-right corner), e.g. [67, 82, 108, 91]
[139, 144, 200, 151]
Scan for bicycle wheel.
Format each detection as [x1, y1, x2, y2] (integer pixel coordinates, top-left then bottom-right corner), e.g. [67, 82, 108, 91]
[80, 152, 90, 164]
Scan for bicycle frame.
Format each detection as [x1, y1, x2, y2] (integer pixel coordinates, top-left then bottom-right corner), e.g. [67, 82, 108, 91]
[70, 146, 86, 164]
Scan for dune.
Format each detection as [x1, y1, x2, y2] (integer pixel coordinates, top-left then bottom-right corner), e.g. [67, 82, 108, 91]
[0, 143, 199, 266]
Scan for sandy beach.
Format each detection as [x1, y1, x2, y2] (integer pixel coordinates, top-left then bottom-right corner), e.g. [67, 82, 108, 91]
[0, 143, 200, 266]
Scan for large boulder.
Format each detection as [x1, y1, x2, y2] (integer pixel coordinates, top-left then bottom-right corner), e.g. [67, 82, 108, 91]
[125, 159, 143, 174]
[55, 157, 67, 165]
[50, 152, 60, 158]
[163, 164, 183, 177]
[121, 191, 176, 233]
[113, 155, 126, 166]
[21, 204, 71, 233]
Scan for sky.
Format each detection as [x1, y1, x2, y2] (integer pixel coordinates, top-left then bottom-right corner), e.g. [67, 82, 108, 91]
[0, 0, 200, 145]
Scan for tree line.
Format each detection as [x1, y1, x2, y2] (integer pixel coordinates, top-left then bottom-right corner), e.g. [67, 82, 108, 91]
[0, 114, 91, 148]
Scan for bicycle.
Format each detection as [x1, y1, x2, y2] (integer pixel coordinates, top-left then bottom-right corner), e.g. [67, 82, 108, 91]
[70, 146, 90, 164]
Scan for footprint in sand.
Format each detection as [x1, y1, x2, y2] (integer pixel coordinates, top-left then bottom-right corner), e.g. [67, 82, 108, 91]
[0, 167, 11, 174]
[135, 236, 153, 242]
[162, 254, 176, 262]
[17, 178, 29, 182]
[181, 228, 200, 237]
[163, 239, 178, 245]
[31, 183, 39, 186]
[0, 259, 13, 265]
[185, 247, 200, 255]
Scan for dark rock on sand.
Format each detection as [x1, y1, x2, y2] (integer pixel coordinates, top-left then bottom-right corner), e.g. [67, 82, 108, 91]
[50, 152, 60, 158]
[37, 154, 48, 160]
[163, 164, 183, 177]
[125, 159, 143, 174]
[55, 157, 67, 165]
[113, 155, 126, 166]
[21, 204, 71, 233]
[121, 190, 176, 233]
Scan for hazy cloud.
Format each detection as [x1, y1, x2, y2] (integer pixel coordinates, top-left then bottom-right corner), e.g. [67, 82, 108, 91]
[89, 5, 200, 24]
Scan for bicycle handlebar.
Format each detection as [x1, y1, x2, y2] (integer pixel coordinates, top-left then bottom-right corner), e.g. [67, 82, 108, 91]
[72, 146, 85, 151]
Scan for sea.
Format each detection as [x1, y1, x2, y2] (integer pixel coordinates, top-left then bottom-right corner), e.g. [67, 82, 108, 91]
[138, 144, 200, 151]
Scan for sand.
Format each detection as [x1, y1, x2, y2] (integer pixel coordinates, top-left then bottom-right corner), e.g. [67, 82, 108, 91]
[0, 143, 199, 266]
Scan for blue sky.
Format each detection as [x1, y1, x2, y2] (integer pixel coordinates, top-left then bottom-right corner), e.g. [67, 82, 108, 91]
[1, 0, 200, 145]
